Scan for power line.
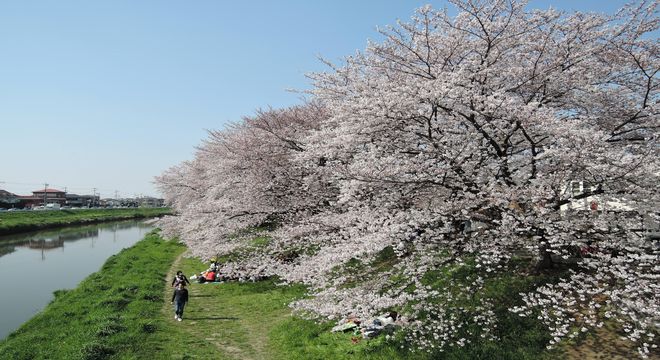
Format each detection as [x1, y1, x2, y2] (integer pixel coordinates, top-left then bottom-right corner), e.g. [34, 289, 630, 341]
[1, 180, 159, 198]
[1, 180, 120, 192]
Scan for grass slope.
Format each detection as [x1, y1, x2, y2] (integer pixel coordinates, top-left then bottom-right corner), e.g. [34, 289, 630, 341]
[1, 231, 640, 359]
[171, 256, 413, 360]
[0, 208, 171, 235]
[171, 248, 644, 360]
[0, 232, 218, 360]
[168, 256, 557, 360]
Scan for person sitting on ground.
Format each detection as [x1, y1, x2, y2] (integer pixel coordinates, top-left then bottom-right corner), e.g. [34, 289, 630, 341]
[209, 258, 219, 272]
[204, 270, 216, 282]
[197, 269, 218, 283]
[171, 270, 190, 287]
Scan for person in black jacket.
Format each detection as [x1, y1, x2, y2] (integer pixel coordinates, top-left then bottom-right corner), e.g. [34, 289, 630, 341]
[171, 282, 189, 321]
[171, 270, 190, 287]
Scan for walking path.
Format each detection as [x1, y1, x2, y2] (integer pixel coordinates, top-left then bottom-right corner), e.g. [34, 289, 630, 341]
[160, 250, 641, 360]
[162, 251, 291, 360]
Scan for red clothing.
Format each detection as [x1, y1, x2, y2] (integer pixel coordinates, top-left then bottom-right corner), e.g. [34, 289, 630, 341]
[205, 271, 216, 281]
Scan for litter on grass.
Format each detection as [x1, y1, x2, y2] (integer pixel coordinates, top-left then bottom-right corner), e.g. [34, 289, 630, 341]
[361, 312, 398, 339]
[331, 312, 399, 340]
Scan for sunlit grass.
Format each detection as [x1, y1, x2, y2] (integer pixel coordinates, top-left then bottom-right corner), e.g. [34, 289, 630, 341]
[0, 208, 171, 235]
[0, 231, 218, 359]
[1, 230, 628, 359]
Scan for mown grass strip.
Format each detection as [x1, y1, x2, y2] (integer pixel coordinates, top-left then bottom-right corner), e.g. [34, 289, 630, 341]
[1, 230, 629, 359]
[0, 208, 171, 235]
[174, 254, 406, 360]
[0, 231, 217, 360]
[166, 249, 560, 360]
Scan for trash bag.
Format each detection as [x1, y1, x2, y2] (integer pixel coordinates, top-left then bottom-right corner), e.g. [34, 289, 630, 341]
[331, 322, 359, 333]
[361, 312, 398, 339]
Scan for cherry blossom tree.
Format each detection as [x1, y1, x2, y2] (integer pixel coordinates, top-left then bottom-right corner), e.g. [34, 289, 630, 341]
[158, 0, 658, 356]
[156, 102, 331, 264]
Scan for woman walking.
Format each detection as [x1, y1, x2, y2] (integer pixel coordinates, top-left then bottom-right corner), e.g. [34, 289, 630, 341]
[170, 282, 189, 321]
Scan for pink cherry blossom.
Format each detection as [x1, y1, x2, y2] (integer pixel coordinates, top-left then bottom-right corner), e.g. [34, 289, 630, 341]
[157, 1, 658, 356]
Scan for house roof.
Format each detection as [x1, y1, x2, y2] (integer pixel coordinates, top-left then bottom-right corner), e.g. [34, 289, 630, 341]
[0, 190, 17, 197]
[32, 188, 65, 193]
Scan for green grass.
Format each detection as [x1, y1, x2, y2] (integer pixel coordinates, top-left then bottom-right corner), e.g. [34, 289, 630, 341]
[1, 231, 413, 360]
[172, 256, 418, 360]
[0, 208, 171, 235]
[279, 248, 560, 360]
[172, 256, 307, 359]
[0, 231, 218, 360]
[3, 229, 623, 359]
[173, 248, 561, 360]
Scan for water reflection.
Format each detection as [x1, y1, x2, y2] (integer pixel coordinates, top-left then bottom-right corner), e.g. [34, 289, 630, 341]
[0, 220, 154, 339]
[0, 222, 149, 260]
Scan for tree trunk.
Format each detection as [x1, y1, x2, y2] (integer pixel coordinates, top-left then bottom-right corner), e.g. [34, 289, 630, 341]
[534, 247, 554, 273]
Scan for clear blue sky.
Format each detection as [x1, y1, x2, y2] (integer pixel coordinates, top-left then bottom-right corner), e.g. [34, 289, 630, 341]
[0, 0, 632, 198]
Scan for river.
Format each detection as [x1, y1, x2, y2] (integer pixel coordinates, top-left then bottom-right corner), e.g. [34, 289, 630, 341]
[0, 220, 154, 339]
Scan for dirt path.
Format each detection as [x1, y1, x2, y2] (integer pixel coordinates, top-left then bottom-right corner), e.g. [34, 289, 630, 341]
[162, 251, 274, 360]
[564, 327, 640, 360]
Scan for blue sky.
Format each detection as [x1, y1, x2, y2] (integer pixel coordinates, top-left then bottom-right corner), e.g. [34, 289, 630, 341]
[0, 0, 633, 198]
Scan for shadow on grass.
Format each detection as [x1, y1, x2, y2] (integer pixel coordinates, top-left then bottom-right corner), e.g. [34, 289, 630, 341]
[185, 316, 240, 321]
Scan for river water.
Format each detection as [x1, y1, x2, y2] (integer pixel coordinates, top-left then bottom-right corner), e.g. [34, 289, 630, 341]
[0, 220, 154, 339]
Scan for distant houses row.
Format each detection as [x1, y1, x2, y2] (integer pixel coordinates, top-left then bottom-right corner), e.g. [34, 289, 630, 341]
[0, 188, 164, 209]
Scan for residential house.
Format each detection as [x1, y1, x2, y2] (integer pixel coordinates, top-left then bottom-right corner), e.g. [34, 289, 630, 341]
[19, 188, 67, 208]
[0, 190, 20, 208]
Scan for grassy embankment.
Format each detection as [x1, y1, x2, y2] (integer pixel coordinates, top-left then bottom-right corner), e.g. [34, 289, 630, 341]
[171, 255, 557, 360]
[0, 231, 218, 359]
[0, 230, 638, 359]
[0, 208, 171, 235]
[162, 248, 647, 360]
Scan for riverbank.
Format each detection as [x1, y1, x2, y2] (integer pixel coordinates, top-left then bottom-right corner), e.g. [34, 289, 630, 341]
[0, 232, 410, 360]
[0, 208, 171, 235]
[0, 231, 639, 359]
[0, 220, 156, 340]
[0, 231, 195, 359]
[0, 231, 550, 360]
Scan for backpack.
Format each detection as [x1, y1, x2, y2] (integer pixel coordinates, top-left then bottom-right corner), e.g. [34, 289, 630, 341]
[173, 275, 185, 287]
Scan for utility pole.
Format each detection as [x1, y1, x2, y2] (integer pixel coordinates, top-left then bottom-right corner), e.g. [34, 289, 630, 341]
[43, 183, 48, 206]
[92, 187, 97, 207]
